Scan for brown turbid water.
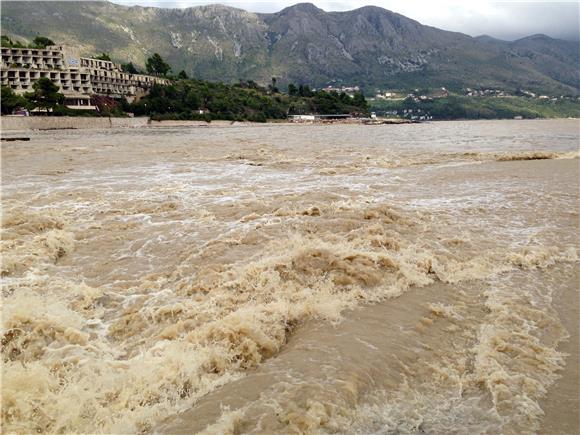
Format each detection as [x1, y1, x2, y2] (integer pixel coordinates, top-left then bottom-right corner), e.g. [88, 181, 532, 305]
[1, 119, 579, 434]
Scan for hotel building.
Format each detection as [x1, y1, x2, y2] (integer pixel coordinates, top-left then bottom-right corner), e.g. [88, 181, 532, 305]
[1, 45, 168, 110]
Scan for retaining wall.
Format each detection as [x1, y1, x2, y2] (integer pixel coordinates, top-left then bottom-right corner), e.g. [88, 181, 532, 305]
[1, 116, 151, 131]
[148, 120, 209, 128]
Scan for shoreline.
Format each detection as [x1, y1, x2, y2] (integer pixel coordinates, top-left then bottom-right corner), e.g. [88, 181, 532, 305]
[1, 115, 578, 133]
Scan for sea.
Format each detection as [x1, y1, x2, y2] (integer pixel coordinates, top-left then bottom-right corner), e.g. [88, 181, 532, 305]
[2, 119, 579, 434]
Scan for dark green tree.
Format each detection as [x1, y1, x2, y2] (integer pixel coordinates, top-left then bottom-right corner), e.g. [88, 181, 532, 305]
[146, 53, 171, 76]
[94, 53, 112, 61]
[287, 83, 298, 96]
[32, 36, 55, 48]
[25, 77, 64, 113]
[269, 77, 279, 93]
[298, 84, 313, 97]
[247, 80, 260, 90]
[352, 91, 368, 109]
[185, 89, 202, 109]
[339, 92, 351, 104]
[1, 35, 25, 48]
[0, 86, 28, 114]
[177, 70, 189, 80]
[122, 62, 139, 74]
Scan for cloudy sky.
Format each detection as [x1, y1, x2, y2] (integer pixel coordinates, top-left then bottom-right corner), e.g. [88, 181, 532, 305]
[109, 0, 579, 41]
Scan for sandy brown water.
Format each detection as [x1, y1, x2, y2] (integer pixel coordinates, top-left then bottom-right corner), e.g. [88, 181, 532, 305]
[1, 119, 579, 434]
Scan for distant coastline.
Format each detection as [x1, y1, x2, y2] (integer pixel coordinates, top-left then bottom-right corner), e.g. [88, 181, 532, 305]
[2, 115, 578, 133]
[369, 95, 580, 121]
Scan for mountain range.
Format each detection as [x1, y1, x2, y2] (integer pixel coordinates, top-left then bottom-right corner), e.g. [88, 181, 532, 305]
[2, 1, 579, 94]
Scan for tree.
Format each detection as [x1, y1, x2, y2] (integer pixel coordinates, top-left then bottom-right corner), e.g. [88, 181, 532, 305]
[269, 76, 279, 93]
[298, 84, 313, 97]
[177, 70, 189, 80]
[122, 62, 139, 74]
[339, 92, 351, 104]
[1, 35, 26, 48]
[146, 53, 171, 76]
[352, 91, 368, 109]
[287, 83, 298, 96]
[26, 77, 64, 113]
[185, 89, 201, 109]
[94, 53, 112, 61]
[0, 86, 28, 114]
[32, 36, 55, 48]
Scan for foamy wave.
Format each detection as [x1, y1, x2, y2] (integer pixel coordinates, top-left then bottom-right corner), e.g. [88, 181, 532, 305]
[2, 208, 74, 276]
[347, 150, 579, 171]
[2, 195, 576, 433]
[495, 150, 580, 161]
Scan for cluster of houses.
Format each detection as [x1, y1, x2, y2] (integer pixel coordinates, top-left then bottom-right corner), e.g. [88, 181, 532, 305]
[374, 91, 401, 100]
[374, 86, 578, 102]
[516, 90, 577, 101]
[373, 88, 449, 102]
[464, 88, 576, 101]
[464, 88, 510, 97]
[404, 88, 449, 103]
[317, 85, 361, 96]
[380, 108, 432, 121]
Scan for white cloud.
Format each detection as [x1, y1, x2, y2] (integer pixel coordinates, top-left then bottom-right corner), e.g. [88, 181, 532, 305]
[110, 0, 580, 41]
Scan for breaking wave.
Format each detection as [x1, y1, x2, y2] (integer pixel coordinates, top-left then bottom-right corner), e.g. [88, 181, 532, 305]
[2, 197, 576, 434]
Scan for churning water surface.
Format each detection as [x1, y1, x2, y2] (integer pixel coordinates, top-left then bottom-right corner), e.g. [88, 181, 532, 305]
[1, 119, 579, 434]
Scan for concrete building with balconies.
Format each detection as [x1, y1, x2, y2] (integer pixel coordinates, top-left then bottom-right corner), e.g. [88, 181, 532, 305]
[1, 44, 169, 109]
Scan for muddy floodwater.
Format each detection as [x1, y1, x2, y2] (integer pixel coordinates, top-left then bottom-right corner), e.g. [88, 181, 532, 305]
[1, 119, 579, 434]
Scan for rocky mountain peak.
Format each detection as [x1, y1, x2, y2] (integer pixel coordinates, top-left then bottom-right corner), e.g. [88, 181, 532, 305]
[279, 3, 323, 14]
[1, 1, 578, 94]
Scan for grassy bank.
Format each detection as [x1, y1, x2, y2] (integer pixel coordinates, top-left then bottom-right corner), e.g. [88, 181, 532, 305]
[370, 96, 580, 120]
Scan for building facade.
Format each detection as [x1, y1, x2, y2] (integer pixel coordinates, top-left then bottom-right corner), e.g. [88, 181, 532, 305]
[1, 45, 168, 109]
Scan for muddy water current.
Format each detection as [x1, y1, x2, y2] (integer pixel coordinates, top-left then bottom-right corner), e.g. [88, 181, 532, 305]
[1, 120, 579, 434]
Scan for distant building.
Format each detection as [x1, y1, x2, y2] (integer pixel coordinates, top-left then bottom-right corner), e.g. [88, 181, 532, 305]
[321, 85, 360, 96]
[289, 114, 316, 121]
[1, 45, 168, 109]
[288, 114, 353, 122]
